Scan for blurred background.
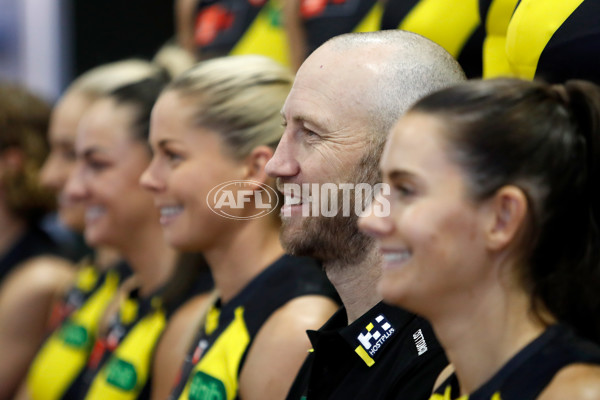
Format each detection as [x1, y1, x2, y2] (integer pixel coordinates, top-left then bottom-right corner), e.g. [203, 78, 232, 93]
[0, 0, 175, 101]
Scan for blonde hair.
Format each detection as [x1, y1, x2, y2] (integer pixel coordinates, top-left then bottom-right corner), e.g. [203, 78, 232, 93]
[167, 55, 293, 160]
[66, 43, 195, 100]
[68, 60, 161, 98]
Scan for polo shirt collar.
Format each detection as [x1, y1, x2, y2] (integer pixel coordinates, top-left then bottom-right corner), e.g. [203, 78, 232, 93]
[308, 301, 415, 367]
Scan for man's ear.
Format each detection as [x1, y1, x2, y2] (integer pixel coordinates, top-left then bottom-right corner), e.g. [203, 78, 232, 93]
[242, 145, 275, 188]
[484, 185, 528, 251]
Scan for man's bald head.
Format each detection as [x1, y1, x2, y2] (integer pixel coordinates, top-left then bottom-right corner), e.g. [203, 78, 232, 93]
[266, 30, 465, 266]
[318, 30, 466, 147]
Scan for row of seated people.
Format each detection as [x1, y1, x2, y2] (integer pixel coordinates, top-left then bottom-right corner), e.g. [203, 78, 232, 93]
[1, 13, 600, 400]
[0, 50, 338, 400]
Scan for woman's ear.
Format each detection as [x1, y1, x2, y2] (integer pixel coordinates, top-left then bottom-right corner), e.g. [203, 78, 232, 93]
[242, 145, 274, 187]
[485, 185, 528, 251]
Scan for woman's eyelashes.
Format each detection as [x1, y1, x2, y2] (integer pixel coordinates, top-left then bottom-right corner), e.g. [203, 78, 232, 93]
[390, 179, 417, 200]
[164, 148, 183, 163]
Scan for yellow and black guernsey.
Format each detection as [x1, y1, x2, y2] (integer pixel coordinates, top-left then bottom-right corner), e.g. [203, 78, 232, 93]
[504, 0, 600, 83]
[26, 261, 131, 400]
[478, 0, 518, 78]
[60, 287, 168, 400]
[193, 0, 289, 65]
[381, 0, 484, 78]
[168, 255, 338, 400]
[431, 324, 600, 400]
[299, 0, 384, 57]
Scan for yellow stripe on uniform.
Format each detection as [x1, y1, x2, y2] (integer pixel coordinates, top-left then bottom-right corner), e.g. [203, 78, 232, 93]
[27, 270, 121, 400]
[354, 345, 375, 367]
[398, 0, 480, 58]
[506, 0, 584, 79]
[482, 0, 519, 78]
[178, 307, 250, 400]
[354, 2, 384, 33]
[231, 0, 289, 66]
[84, 309, 167, 400]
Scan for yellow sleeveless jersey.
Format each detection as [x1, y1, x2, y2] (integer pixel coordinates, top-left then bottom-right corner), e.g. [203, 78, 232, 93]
[168, 255, 338, 400]
[78, 292, 167, 400]
[505, 0, 600, 83]
[382, 0, 483, 77]
[430, 325, 600, 399]
[26, 262, 129, 400]
[478, 0, 519, 78]
[300, 0, 383, 56]
[194, 0, 289, 66]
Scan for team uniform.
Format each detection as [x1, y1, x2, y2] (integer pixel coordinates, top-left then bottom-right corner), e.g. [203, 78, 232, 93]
[381, 0, 484, 78]
[478, 0, 518, 78]
[480, 0, 600, 82]
[61, 266, 212, 400]
[431, 324, 600, 400]
[298, 0, 483, 77]
[168, 254, 339, 400]
[193, 0, 289, 65]
[286, 302, 448, 400]
[26, 261, 131, 400]
[299, 0, 383, 57]
[504, 0, 600, 83]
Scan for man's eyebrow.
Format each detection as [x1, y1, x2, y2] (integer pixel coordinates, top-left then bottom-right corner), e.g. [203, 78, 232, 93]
[282, 111, 328, 131]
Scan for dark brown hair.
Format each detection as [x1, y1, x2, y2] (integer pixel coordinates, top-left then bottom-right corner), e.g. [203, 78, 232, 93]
[411, 78, 600, 343]
[0, 82, 55, 222]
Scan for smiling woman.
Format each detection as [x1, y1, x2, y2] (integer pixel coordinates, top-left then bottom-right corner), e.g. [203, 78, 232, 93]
[140, 55, 339, 400]
[23, 71, 212, 400]
[359, 78, 600, 400]
[3, 60, 169, 400]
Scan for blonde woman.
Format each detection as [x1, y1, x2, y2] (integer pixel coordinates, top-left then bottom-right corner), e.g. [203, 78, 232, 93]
[3, 60, 162, 400]
[141, 55, 339, 400]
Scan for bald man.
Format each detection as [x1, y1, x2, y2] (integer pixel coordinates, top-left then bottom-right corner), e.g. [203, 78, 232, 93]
[265, 31, 466, 400]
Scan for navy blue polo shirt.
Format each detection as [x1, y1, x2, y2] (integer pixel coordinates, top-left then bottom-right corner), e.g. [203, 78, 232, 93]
[286, 301, 448, 400]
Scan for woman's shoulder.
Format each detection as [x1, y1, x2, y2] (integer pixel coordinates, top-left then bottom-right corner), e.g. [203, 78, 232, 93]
[0, 255, 76, 303]
[539, 363, 600, 400]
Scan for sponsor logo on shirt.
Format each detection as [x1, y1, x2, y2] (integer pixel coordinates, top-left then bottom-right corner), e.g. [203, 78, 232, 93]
[413, 328, 428, 356]
[188, 371, 226, 400]
[59, 321, 89, 348]
[356, 314, 395, 357]
[106, 358, 137, 391]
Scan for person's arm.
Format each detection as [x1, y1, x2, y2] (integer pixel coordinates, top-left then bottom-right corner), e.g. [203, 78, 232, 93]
[238, 295, 338, 400]
[0, 257, 75, 400]
[150, 292, 215, 400]
[432, 364, 454, 393]
[539, 363, 600, 400]
[283, 0, 308, 72]
[175, 0, 202, 57]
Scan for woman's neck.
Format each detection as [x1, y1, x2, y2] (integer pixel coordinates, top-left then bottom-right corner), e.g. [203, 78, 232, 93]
[120, 222, 177, 297]
[95, 246, 121, 271]
[204, 218, 283, 304]
[430, 276, 549, 396]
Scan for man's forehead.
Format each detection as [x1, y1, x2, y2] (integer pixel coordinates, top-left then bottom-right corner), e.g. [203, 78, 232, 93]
[285, 62, 370, 111]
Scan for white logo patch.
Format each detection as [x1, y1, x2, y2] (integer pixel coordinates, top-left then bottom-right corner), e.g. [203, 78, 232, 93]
[357, 314, 395, 357]
[413, 329, 428, 356]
